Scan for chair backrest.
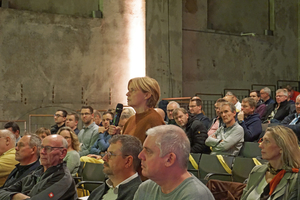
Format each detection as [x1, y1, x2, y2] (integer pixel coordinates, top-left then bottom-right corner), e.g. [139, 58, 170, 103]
[187, 153, 202, 178]
[82, 162, 106, 191]
[199, 154, 234, 181]
[232, 157, 256, 183]
[239, 142, 261, 158]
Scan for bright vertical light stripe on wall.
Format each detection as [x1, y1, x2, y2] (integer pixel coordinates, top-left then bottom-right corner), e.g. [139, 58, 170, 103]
[128, 0, 146, 79]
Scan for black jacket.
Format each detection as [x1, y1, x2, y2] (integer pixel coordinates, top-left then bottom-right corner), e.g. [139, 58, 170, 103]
[185, 117, 211, 154]
[88, 175, 142, 200]
[194, 113, 211, 129]
[281, 113, 300, 140]
[50, 123, 65, 135]
[1, 159, 40, 189]
[263, 100, 295, 122]
[0, 162, 77, 200]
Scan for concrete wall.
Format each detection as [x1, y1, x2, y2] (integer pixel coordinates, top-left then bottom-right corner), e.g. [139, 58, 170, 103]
[0, 0, 144, 131]
[146, 0, 182, 98]
[182, 0, 299, 97]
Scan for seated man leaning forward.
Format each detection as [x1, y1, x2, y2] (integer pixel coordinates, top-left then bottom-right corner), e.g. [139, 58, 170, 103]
[1, 134, 41, 189]
[88, 135, 143, 200]
[0, 135, 77, 200]
[205, 102, 244, 156]
[134, 125, 214, 200]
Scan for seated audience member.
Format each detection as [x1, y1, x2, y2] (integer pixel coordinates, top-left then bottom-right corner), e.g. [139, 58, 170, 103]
[1, 134, 41, 189]
[51, 109, 67, 134]
[264, 89, 295, 123]
[154, 108, 166, 123]
[208, 98, 227, 136]
[0, 135, 77, 200]
[241, 126, 300, 200]
[35, 127, 51, 140]
[237, 98, 262, 142]
[260, 87, 275, 106]
[280, 94, 300, 139]
[224, 92, 241, 112]
[0, 130, 19, 187]
[57, 127, 80, 176]
[98, 111, 113, 134]
[284, 85, 300, 102]
[189, 98, 211, 129]
[89, 111, 114, 156]
[205, 102, 244, 156]
[82, 109, 135, 163]
[93, 110, 102, 126]
[166, 101, 180, 125]
[66, 112, 80, 135]
[173, 108, 210, 154]
[122, 76, 165, 143]
[134, 125, 214, 200]
[78, 105, 99, 157]
[249, 90, 267, 119]
[4, 122, 21, 143]
[88, 135, 143, 200]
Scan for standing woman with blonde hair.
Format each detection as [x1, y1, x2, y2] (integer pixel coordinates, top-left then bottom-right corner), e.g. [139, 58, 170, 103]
[241, 125, 300, 200]
[57, 127, 80, 176]
[122, 76, 165, 143]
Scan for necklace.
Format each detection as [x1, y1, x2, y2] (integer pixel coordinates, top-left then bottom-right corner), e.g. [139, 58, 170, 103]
[267, 163, 282, 175]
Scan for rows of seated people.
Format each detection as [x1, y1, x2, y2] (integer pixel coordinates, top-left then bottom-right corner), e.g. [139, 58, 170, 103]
[0, 77, 299, 200]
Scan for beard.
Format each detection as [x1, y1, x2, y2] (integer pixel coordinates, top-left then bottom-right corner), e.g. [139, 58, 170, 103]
[103, 162, 113, 175]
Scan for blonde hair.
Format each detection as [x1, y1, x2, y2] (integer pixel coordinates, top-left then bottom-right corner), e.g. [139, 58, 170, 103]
[57, 127, 80, 152]
[266, 126, 300, 168]
[128, 76, 160, 108]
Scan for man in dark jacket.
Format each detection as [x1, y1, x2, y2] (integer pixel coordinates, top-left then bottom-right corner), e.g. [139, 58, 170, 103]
[1, 134, 41, 189]
[189, 97, 211, 129]
[173, 108, 210, 154]
[280, 94, 300, 140]
[0, 135, 77, 200]
[88, 135, 143, 200]
[263, 89, 295, 123]
[51, 110, 67, 134]
[237, 97, 262, 142]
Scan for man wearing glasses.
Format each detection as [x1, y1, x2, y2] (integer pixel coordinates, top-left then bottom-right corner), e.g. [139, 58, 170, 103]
[88, 135, 142, 200]
[0, 134, 77, 200]
[264, 89, 295, 123]
[78, 106, 99, 157]
[51, 109, 67, 135]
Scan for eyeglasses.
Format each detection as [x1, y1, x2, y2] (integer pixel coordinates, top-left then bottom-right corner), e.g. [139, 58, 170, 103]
[101, 151, 128, 159]
[41, 145, 64, 153]
[167, 109, 174, 113]
[80, 113, 91, 116]
[54, 114, 62, 118]
[296, 103, 300, 106]
[189, 105, 197, 108]
[276, 95, 285, 98]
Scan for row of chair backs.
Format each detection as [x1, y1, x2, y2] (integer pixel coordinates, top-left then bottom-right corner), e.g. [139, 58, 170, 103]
[238, 142, 261, 158]
[76, 162, 106, 195]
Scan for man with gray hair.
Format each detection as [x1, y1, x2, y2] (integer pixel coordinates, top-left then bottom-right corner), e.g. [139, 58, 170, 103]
[205, 102, 244, 156]
[134, 125, 214, 200]
[1, 134, 41, 188]
[88, 135, 143, 200]
[264, 89, 295, 123]
[0, 135, 77, 200]
[260, 87, 275, 106]
[166, 101, 180, 125]
[0, 130, 19, 187]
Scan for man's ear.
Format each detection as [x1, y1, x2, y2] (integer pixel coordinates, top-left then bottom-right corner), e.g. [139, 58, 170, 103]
[165, 153, 176, 167]
[60, 148, 67, 159]
[125, 155, 134, 169]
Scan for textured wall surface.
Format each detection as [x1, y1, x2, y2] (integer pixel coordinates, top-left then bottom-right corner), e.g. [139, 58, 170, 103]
[182, 0, 299, 97]
[0, 0, 141, 130]
[146, 0, 182, 98]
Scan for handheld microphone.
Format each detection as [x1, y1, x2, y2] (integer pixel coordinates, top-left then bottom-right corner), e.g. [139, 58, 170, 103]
[112, 103, 123, 126]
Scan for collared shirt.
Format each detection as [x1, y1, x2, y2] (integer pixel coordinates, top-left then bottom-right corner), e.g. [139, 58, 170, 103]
[102, 173, 138, 200]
